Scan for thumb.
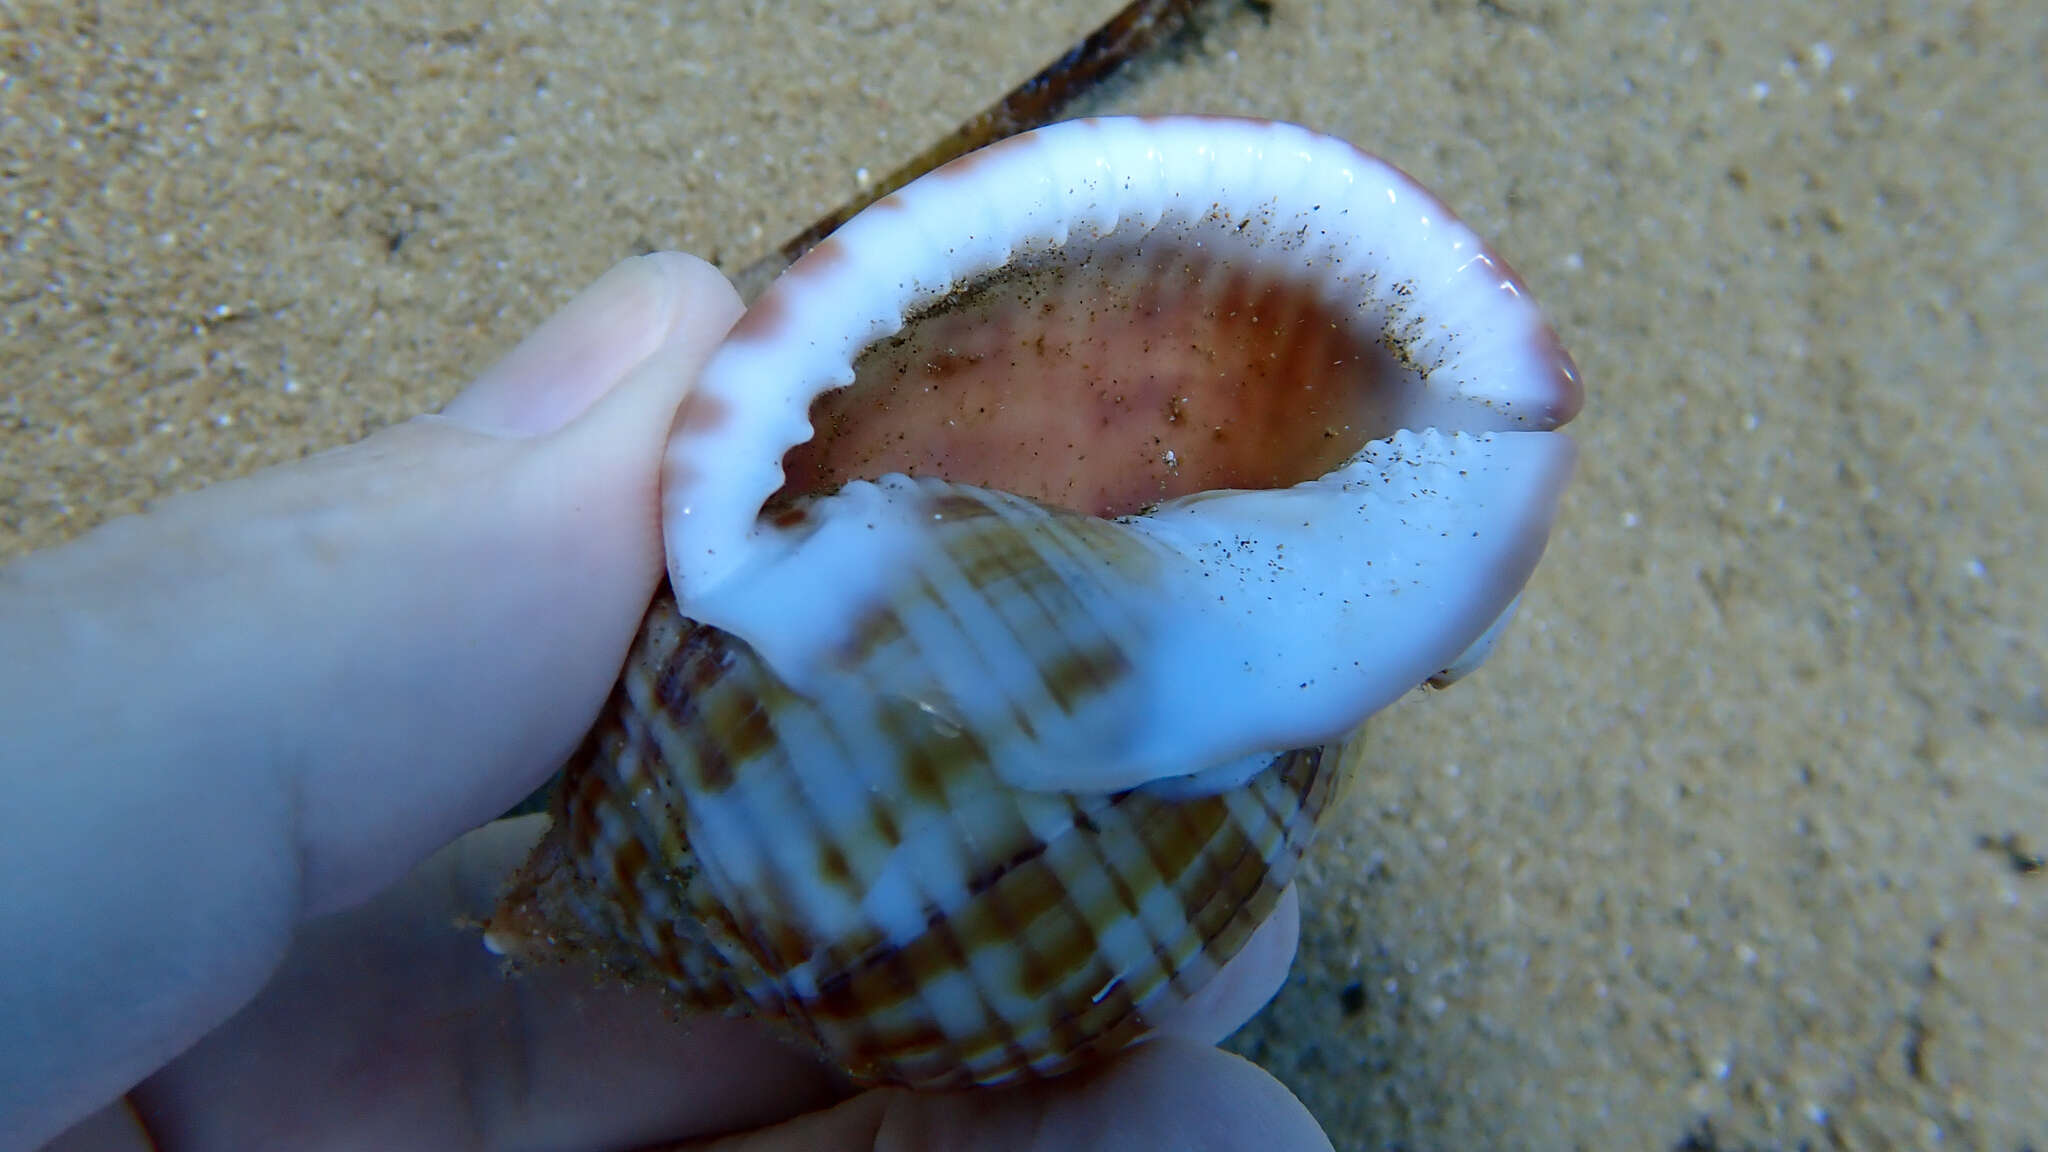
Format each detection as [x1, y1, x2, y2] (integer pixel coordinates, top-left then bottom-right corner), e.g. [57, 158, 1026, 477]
[283, 251, 744, 916]
[0, 252, 742, 1151]
[279, 252, 752, 909]
[440, 252, 736, 438]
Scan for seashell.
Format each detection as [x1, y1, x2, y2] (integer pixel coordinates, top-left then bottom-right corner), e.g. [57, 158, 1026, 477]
[487, 117, 1582, 1089]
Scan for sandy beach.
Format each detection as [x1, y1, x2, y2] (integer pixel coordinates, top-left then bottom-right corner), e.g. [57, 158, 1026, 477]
[4, 0, 2042, 1146]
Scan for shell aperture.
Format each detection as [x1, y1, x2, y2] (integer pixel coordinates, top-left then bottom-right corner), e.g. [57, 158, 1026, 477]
[666, 117, 1580, 796]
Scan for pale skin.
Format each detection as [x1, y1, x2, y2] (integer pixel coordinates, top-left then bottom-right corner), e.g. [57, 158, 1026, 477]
[0, 253, 1335, 1152]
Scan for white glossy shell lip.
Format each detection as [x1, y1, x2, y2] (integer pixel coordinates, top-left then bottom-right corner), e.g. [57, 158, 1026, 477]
[665, 115, 1581, 597]
[661, 116, 1583, 790]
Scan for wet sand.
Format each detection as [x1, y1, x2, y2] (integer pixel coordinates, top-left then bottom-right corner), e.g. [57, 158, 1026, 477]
[4, 1, 2042, 1147]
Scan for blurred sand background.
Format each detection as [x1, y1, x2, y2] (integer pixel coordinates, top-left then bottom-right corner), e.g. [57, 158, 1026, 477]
[4, 0, 2042, 1147]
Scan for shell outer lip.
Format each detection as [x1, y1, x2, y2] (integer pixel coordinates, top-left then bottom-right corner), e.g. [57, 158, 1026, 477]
[661, 115, 1584, 790]
[666, 116, 1580, 597]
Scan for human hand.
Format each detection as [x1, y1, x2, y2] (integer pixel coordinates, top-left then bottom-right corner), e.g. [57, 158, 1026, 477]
[0, 253, 1333, 1151]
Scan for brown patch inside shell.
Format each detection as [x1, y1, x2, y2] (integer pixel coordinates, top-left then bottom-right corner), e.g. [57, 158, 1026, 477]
[777, 232, 1411, 518]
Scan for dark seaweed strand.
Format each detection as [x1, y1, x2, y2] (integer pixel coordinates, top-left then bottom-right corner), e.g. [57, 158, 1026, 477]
[731, 0, 1215, 302]
[500, 2, 1245, 820]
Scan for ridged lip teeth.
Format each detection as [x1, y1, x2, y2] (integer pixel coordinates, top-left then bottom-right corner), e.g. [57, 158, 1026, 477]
[664, 115, 1581, 602]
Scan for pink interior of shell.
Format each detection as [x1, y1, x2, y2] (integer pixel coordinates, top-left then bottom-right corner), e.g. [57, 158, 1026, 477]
[666, 117, 1584, 610]
[776, 235, 1410, 519]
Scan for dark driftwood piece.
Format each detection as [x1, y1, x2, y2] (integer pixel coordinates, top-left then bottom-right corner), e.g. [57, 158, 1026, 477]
[730, 0, 1219, 302]
[505, 0, 1255, 820]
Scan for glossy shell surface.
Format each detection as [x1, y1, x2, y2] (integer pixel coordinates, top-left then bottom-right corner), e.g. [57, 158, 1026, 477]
[507, 590, 1339, 1086]
[488, 116, 1582, 1088]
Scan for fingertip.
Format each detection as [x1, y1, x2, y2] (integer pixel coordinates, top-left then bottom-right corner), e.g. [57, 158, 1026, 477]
[442, 252, 738, 438]
[529, 254, 740, 542]
[569, 252, 743, 437]
[1091, 1039, 1334, 1152]
[648, 250, 747, 330]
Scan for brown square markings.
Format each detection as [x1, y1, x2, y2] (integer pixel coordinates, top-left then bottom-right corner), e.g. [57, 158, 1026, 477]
[953, 832, 1069, 1017]
[689, 890, 767, 989]
[941, 521, 1108, 699]
[987, 800, 1180, 1050]
[605, 829, 652, 911]
[1061, 827, 1177, 1002]
[874, 686, 992, 808]
[718, 864, 828, 980]
[1264, 744, 1338, 832]
[942, 521, 1142, 726]
[1173, 817, 1277, 966]
[689, 682, 778, 794]
[640, 625, 781, 799]
[555, 575, 1345, 1088]
[805, 919, 996, 1086]
[864, 793, 904, 849]
[631, 708, 724, 795]
[1038, 643, 1132, 715]
[926, 487, 1006, 523]
[816, 838, 856, 891]
[909, 881, 1150, 1084]
[910, 901, 1038, 1087]
[1159, 746, 1338, 978]
[787, 778, 1285, 1086]
[1115, 782, 1241, 995]
[647, 650, 702, 721]
[955, 832, 1100, 1005]
[562, 725, 647, 875]
[1013, 900, 1109, 1006]
[836, 601, 909, 667]
[825, 1012, 952, 1086]
[1124, 778, 1233, 894]
[810, 929, 926, 1021]
[945, 507, 1055, 588]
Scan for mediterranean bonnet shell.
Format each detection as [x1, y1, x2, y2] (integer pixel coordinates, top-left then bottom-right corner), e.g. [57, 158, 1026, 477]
[488, 117, 1582, 1088]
